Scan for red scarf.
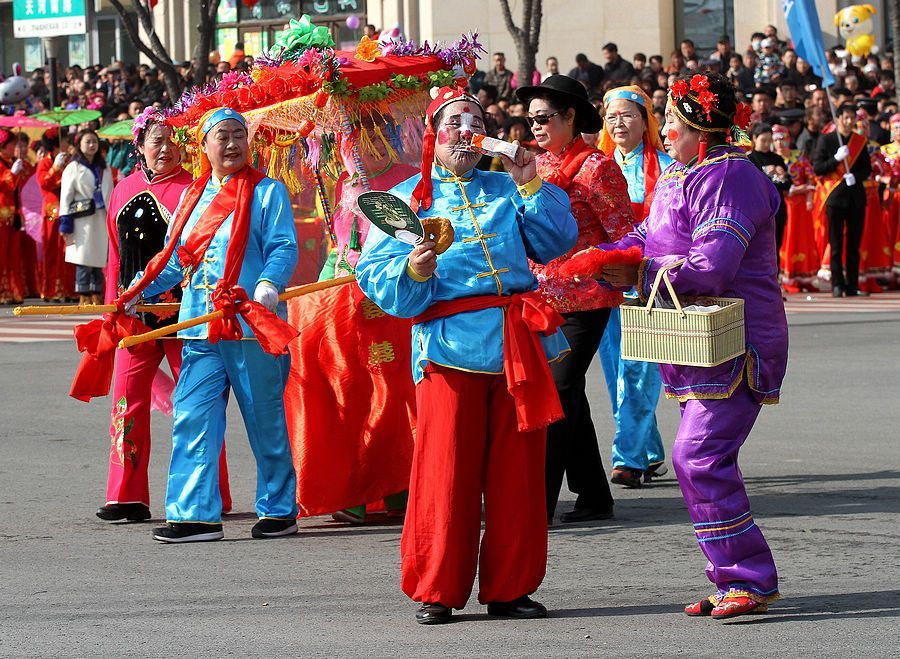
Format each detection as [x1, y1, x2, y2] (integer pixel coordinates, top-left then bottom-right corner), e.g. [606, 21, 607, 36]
[636, 136, 661, 222]
[413, 292, 565, 432]
[70, 165, 298, 401]
[543, 139, 597, 191]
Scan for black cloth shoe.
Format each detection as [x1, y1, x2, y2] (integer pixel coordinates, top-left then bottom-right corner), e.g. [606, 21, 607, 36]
[832, 286, 845, 298]
[251, 517, 298, 539]
[96, 503, 151, 522]
[845, 289, 869, 297]
[152, 522, 223, 543]
[487, 596, 548, 619]
[643, 461, 669, 483]
[560, 506, 615, 523]
[415, 603, 452, 625]
[610, 467, 643, 488]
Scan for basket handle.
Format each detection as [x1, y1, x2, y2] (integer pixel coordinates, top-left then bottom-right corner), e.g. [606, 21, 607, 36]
[644, 258, 687, 317]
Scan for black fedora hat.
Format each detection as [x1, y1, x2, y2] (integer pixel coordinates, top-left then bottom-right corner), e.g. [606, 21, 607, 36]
[516, 74, 603, 133]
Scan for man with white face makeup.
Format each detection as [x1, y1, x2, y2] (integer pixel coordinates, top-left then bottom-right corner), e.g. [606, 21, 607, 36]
[357, 87, 578, 625]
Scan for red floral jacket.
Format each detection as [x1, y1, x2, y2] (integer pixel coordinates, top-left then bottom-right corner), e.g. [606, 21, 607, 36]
[531, 140, 635, 312]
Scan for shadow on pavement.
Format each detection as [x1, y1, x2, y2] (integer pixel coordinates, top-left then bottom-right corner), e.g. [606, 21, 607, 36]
[550, 590, 900, 621]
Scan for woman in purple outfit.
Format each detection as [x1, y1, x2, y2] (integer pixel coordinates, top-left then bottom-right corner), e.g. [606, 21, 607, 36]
[596, 72, 788, 620]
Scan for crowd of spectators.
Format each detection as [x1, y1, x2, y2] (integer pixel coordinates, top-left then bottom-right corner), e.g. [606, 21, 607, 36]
[470, 24, 900, 160]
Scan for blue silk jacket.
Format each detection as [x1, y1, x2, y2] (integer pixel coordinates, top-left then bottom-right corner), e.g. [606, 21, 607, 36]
[140, 175, 298, 340]
[356, 167, 578, 382]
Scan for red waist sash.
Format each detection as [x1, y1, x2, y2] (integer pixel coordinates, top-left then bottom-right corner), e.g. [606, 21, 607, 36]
[413, 291, 566, 432]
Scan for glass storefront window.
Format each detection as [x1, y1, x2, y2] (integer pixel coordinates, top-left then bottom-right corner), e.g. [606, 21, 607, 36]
[218, 0, 238, 23]
[68, 34, 87, 68]
[678, 0, 734, 55]
[217, 28, 240, 59]
[241, 0, 298, 21]
[301, 0, 362, 17]
[242, 31, 270, 56]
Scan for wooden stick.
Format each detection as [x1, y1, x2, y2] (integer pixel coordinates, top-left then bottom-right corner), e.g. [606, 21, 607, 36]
[13, 303, 182, 317]
[118, 276, 355, 349]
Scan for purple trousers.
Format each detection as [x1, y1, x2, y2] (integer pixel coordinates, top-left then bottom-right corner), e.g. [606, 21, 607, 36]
[672, 381, 780, 601]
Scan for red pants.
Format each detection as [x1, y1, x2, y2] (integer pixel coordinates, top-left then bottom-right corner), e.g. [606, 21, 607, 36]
[106, 340, 232, 511]
[0, 223, 26, 303]
[40, 217, 74, 300]
[401, 365, 548, 609]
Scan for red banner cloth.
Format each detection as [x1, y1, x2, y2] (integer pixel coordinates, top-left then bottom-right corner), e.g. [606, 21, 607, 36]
[284, 281, 415, 517]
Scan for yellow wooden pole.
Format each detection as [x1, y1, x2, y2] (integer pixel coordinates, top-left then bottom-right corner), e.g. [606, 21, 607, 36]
[13, 303, 182, 316]
[117, 276, 355, 349]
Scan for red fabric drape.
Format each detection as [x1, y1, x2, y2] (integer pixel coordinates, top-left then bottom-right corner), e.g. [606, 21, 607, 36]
[284, 281, 416, 517]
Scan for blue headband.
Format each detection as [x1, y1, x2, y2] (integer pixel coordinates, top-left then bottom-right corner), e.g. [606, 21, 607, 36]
[199, 107, 247, 139]
[604, 89, 646, 108]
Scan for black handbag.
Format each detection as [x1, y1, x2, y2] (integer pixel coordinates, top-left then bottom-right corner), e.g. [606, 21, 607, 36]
[69, 198, 96, 219]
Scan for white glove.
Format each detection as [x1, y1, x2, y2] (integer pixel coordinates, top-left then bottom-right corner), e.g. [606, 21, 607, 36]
[253, 281, 279, 312]
[834, 145, 850, 161]
[10, 159, 24, 175]
[53, 152, 67, 168]
[123, 296, 139, 317]
[843, 172, 857, 187]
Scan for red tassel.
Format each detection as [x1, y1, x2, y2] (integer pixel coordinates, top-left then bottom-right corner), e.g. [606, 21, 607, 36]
[697, 135, 708, 164]
[411, 125, 436, 213]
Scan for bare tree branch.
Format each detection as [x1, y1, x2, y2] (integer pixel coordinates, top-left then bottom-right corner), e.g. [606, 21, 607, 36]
[499, 0, 523, 39]
[193, 0, 222, 88]
[108, 0, 184, 101]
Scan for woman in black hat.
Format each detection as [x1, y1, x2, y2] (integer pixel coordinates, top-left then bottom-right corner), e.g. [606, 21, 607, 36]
[516, 75, 635, 524]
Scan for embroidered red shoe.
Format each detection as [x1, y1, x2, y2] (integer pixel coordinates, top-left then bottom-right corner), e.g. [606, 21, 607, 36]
[710, 591, 768, 619]
[684, 595, 719, 616]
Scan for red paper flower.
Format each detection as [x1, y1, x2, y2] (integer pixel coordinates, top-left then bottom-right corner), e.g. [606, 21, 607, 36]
[269, 76, 288, 101]
[689, 74, 710, 92]
[733, 102, 752, 130]
[696, 90, 718, 121]
[670, 79, 689, 100]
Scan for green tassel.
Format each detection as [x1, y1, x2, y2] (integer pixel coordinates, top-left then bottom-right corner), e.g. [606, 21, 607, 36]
[349, 218, 361, 251]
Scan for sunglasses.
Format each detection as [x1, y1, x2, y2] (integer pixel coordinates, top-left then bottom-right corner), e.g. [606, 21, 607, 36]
[526, 111, 562, 126]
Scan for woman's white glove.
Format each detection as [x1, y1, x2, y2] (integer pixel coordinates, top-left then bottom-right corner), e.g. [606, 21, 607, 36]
[53, 152, 68, 168]
[10, 159, 24, 175]
[253, 281, 279, 312]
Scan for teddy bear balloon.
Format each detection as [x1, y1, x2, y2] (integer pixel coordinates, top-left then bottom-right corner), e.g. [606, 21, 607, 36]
[835, 4, 878, 62]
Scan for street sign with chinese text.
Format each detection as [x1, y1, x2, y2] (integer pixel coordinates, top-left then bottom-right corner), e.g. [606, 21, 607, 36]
[13, 0, 87, 39]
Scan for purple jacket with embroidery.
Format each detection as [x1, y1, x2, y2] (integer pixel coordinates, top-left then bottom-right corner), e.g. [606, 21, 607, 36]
[605, 145, 789, 403]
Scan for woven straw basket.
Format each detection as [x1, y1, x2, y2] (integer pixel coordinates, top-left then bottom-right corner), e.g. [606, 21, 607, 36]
[620, 259, 745, 367]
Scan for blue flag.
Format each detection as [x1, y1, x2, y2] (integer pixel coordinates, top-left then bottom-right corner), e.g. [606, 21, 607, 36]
[783, 0, 836, 87]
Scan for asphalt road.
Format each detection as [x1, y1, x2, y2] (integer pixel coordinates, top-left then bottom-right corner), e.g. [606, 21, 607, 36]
[1, 307, 898, 657]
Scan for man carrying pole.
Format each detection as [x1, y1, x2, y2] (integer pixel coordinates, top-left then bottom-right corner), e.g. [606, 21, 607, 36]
[116, 107, 301, 543]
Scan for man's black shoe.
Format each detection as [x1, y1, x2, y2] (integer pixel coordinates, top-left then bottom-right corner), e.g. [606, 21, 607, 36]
[846, 289, 870, 297]
[487, 596, 548, 619]
[152, 522, 224, 543]
[415, 603, 452, 625]
[96, 503, 151, 522]
[251, 517, 298, 539]
[560, 506, 614, 523]
[832, 286, 845, 298]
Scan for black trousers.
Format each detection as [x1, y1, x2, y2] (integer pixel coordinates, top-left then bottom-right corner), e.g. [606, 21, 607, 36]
[545, 308, 614, 518]
[827, 203, 866, 291]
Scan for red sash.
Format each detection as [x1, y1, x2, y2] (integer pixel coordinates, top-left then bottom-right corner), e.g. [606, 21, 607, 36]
[813, 132, 866, 220]
[413, 291, 565, 432]
[638, 136, 662, 221]
[70, 166, 298, 401]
